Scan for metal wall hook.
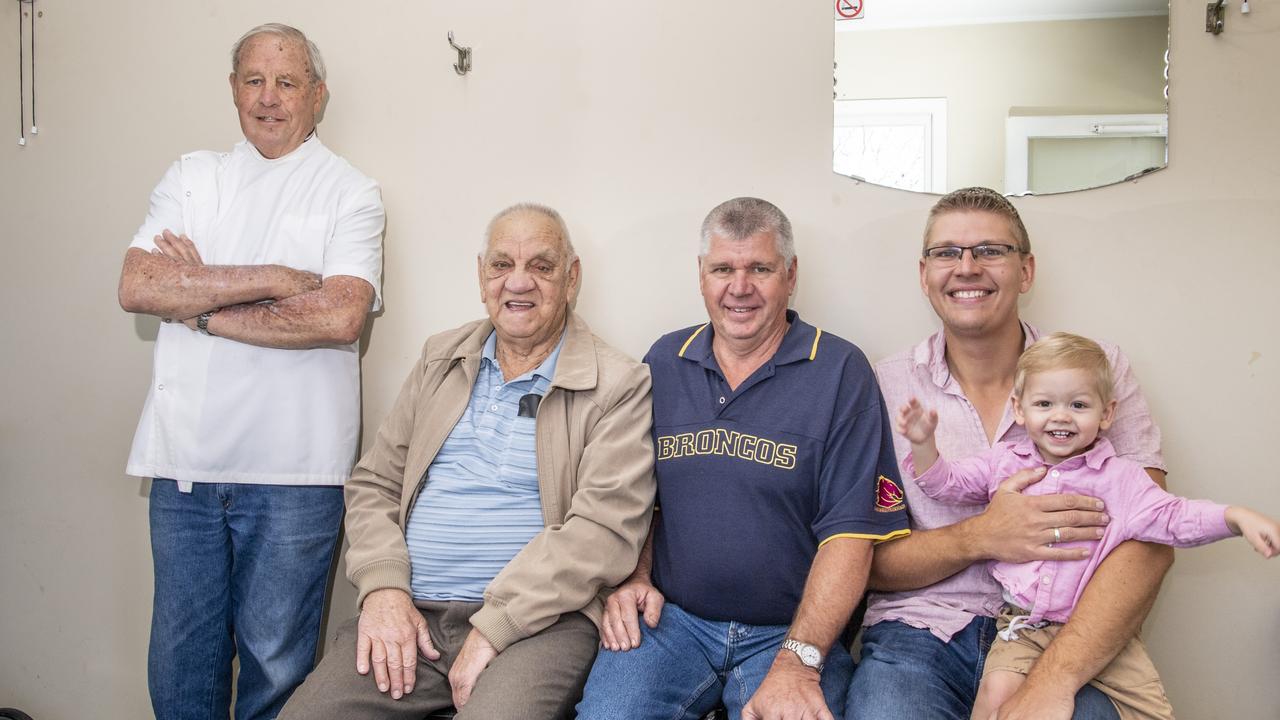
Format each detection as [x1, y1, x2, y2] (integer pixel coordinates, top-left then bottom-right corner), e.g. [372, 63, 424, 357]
[1206, 0, 1226, 34]
[447, 31, 472, 75]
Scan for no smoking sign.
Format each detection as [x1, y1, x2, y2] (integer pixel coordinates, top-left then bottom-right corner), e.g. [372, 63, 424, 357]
[835, 0, 864, 20]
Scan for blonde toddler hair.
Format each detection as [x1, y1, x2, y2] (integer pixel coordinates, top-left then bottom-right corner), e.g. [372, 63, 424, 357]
[1014, 332, 1114, 405]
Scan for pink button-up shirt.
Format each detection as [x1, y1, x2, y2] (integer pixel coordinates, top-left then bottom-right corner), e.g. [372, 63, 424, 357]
[911, 437, 1228, 624]
[867, 323, 1167, 641]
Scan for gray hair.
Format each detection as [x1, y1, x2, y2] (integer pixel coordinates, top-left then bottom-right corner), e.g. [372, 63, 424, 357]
[480, 203, 577, 260]
[230, 23, 327, 85]
[699, 197, 795, 266]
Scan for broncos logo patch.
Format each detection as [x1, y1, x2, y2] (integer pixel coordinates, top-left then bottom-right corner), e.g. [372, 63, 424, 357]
[875, 475, 906, 512]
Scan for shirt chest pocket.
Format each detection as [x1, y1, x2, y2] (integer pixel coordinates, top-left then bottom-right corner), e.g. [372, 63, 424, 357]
[498, 415, 541, 492]
[273, 213, 329, 272]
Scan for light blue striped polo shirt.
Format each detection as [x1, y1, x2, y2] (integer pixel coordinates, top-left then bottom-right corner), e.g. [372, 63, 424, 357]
[406, 330, 564, 601]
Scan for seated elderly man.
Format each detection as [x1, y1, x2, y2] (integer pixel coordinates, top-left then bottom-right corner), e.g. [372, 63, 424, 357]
[281, 204, 656, 720]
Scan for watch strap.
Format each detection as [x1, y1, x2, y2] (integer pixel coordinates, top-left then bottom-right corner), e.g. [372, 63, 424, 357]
[196, 310, 217, 336]
[780, 638, 825, 672]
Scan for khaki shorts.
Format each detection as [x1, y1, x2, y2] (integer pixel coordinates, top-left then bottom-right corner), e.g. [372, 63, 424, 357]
[985, 606, 1175, 720]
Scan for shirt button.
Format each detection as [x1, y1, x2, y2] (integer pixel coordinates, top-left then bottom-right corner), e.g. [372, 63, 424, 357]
[157, 384, 164, 390]
[185, 191, 191, 197]
[1041, 576, 1051, 585]
[718, 396, 726, 404]
[1050, 470, 1060, 478]
[490, 404, 498, 412]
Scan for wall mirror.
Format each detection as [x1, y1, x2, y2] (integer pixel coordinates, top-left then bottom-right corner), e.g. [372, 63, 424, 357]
[833, 0, 1169, 195]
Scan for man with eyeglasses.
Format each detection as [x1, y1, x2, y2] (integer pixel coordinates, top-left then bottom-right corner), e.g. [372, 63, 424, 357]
[846, 187, 1171, 720]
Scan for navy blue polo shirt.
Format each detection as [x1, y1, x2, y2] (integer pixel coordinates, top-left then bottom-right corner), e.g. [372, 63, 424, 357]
[645, 311, 910, 625]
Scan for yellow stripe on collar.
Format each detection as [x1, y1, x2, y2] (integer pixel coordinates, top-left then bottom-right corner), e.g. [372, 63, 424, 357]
[809, 328, 823, 361]
[678, 324, 709, 358]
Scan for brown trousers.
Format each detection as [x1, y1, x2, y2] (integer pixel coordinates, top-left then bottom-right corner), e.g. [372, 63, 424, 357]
[986, 606, 1174, 720]
[280, 600, 598, 720]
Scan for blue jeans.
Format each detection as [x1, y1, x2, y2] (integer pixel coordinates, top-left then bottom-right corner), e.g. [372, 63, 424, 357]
[576, 602, 854, 720]
[148, 479, 344, 720]
[845, 618, 1120, 720]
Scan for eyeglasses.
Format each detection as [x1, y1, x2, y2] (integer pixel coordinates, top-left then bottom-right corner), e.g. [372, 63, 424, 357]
[922, 243, 1023, 266]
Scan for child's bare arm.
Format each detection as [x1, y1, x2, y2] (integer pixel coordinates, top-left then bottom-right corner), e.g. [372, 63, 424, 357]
[896, 397, 940, 472]
[1225, 506, 1280, 558]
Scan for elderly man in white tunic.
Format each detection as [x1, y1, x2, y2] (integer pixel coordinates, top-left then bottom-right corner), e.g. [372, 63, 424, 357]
[118, 23, 384, 720]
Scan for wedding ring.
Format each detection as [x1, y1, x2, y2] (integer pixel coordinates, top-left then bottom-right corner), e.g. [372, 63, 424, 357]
[1053, 527, 1062, 544]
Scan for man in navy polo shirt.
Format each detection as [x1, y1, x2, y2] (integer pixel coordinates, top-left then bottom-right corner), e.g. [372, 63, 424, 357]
[576, 197, 910, 720]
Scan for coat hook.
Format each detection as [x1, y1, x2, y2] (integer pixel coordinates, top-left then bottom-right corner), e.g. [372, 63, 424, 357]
[1205, 0, 1226, 34]
[447, 31, 472, 75]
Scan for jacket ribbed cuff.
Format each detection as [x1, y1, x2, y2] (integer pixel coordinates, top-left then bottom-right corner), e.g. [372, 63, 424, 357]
[469, 602, 525, 653]
[351, 559, 412, 609]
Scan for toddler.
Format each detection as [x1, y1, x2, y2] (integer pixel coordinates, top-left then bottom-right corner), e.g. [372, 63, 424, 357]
[896, 332, 1279, 720]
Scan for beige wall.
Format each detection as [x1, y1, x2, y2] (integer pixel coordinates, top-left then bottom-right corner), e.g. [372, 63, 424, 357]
[835, 16, 1169, 190]
[1, 2, 1276, 718]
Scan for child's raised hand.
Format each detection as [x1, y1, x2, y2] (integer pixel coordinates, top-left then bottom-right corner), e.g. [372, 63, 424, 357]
[1225, 506, 1280, 558]
[896, 397, 939, 445]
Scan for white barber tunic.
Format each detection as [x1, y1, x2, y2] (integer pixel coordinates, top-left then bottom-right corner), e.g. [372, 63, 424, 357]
[125, 135, 384, 486]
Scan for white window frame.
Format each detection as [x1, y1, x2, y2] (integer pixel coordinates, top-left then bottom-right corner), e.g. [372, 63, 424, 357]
[1004, 113, 1168, 195]
[834, 98, 947, 193]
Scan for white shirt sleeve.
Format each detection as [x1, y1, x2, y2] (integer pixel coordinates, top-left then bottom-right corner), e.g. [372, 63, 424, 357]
[323, 178, 386, 311]
[129, 161, 185, 252]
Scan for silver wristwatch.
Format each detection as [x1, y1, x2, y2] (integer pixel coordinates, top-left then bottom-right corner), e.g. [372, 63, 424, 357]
[196, 310, 217, 336]
[780, 638, 824, 672]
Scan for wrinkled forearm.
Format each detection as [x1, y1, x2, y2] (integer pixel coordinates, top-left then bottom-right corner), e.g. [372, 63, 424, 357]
[204, 276, 373, 349]
[118, 247, 301, 319]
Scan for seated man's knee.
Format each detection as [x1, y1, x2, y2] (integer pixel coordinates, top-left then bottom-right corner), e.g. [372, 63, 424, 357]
[846, 624, 974, 720]
[577, 607, 719, 720]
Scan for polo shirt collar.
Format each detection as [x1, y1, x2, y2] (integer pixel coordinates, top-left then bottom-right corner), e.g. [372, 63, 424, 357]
[1008, 434, 1115, 470]
[481, 327, 565, 385]
[677, 310, 823, 370]
[449, 310, 598, 392]
[915, 320, 1043, 391]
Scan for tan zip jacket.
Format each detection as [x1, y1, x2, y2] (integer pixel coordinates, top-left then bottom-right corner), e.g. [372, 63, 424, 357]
[343, 311, 656, 652]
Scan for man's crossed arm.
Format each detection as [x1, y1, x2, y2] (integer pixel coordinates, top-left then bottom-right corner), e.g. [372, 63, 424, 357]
[118, 229, 373, 349]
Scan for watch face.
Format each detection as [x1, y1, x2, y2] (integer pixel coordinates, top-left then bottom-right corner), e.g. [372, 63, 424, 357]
[799, 646, 820, 665]
[785, 640, 822, 668]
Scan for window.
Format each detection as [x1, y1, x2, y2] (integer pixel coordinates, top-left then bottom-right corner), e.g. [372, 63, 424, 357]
[834, 98, 947, 193]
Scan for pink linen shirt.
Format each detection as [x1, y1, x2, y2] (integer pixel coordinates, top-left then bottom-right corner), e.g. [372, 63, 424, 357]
[911, 437, 1229, 624]
[866, 323, 1167, 641]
